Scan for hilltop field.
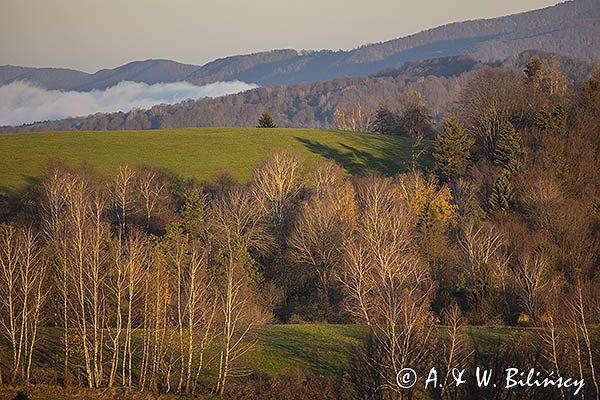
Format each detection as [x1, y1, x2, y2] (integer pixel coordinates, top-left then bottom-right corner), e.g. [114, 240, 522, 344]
[0, 128, 429, 191]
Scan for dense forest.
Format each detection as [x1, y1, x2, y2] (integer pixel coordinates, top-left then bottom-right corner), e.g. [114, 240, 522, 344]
[0, 56, 599, 399]
[1, 52, 594, 134]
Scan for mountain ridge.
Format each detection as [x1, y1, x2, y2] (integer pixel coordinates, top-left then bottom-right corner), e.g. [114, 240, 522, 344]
[1, 0, 598, 91]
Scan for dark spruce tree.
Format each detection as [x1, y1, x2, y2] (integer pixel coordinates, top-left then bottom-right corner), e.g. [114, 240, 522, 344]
[534, 103, 568, 135]
[524, 57, 543, 86]
[494, 122, 524, 174]
[433, 117, 474, 182]
[257, 111, 276, 128]
[489, 171, 513, 211]
[369, 107, 400, 135]
[180, 189, 206, 238]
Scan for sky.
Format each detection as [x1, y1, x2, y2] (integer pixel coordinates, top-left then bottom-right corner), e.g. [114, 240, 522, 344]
[0, 0, 560, 73]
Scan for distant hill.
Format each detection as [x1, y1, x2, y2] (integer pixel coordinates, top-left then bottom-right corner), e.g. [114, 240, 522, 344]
[375, 50, 593, 83]
[185, 0, 600, 86]
[0, 60, 202, 91]
[0, 65, 91, 90]
[1, 0, 598, 91]
[73, 59, 202, 91]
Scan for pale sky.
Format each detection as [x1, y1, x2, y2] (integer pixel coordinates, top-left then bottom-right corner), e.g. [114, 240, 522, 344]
[0, 0, 561, 73]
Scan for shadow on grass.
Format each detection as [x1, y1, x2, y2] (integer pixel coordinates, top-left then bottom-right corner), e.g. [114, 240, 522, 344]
[295, 134, 432, 176]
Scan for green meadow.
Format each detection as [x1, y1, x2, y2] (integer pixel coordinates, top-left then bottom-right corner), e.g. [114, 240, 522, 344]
[0, 324, 528, 381]
[0, 128, 431, 191]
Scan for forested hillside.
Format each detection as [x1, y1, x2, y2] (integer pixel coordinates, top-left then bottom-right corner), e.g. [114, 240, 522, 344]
[2, 52, 592, 133]
[1, 56, 600, 398]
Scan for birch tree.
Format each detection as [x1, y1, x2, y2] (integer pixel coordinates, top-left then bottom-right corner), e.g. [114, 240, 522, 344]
[252, 150, 303, 230]
[41, 170, 72, 381]
[208, 187, 272, 394]
[60, 173, 110, 388]
[0, 224, 48, 384]
[340, 175, 435, 395]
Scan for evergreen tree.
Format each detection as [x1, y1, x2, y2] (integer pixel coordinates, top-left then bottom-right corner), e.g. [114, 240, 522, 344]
[257, 112, 276, 128]
[181, 189, 206, 238]
[433, 117, 474, 181]
[524, 57, 543, 86]
[489, 172, 513, 211]
[494, 122, 524, 174]
[534, 103, 568, 135]
[369, 107, 400, 135]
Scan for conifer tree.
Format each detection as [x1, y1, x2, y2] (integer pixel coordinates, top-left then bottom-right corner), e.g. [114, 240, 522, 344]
[494, 122, 523, 174]
[181, 189, 206, 238]
[370, 107, 400, 135]
[534, 103, 568, 134]
[433, 117, 474, 181]
[257, 112, 276, 128]
[489, 172, 513, 211]
[524, 58, 544, 87]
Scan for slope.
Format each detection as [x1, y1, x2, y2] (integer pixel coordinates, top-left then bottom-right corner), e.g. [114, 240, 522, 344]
[0, 127, 429, 191]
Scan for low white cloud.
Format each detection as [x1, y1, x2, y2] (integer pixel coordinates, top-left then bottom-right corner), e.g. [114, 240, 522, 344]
[0, 80, 258, 126]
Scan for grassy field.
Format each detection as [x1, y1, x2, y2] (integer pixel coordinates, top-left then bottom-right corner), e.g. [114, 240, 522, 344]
[250, 324, 366, 376]
[0, 324, 527, 380]
[0, 324, 572, 399]
[0, 128, 430, 191]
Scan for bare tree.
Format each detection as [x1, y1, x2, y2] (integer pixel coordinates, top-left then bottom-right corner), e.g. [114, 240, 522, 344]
[340, 175, 435, 395]
[136, 168, 166, 229]
[208, 187, 272, 394]
[458, 222, 510, 318]
[252, 150, 303, 229]
[54, 172, 110, 388]
[571, 280, 599, 399]
[88, 189, 108, 388]
[183, 243, 216, 393]
[41, 170, 72, 381]
[334, 103, 371, 132]
[122, 233, 148, 388]
[0, 224, 48, 384]
[289, 161, 356, 293]
[458, 67, 534, 156]
[526, 56, 570, 99]
[439, 305, 472, 400]
[539, 298, 566, 399]
[108, 234, 126, 388]
[139, 251, 153, 390]
[0, 224, 21, 383]
[459, 223, 505, 268]
[209, 187, 274, 255]
[513, 251, 561, 323]
[112, 164, 136, 237]
[146, 246, 171, 392]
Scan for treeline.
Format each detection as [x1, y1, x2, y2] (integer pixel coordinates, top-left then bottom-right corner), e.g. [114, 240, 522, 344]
[0, 57, 600, 399]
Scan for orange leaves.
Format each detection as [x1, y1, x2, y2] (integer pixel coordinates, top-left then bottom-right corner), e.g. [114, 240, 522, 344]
[397, 172, 457, 228]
